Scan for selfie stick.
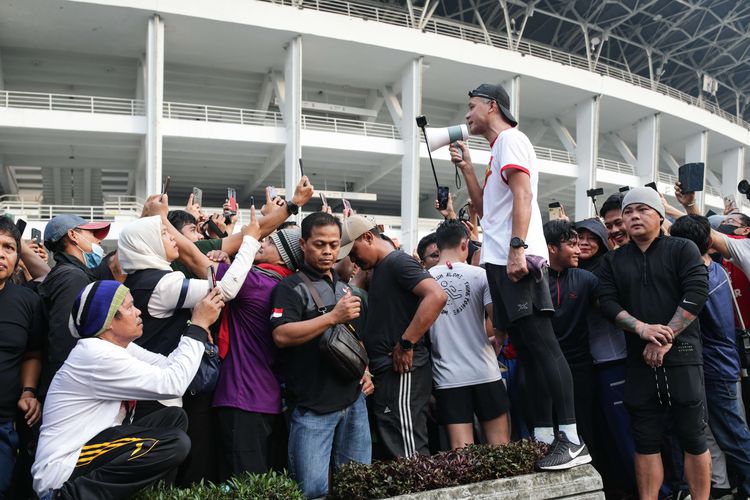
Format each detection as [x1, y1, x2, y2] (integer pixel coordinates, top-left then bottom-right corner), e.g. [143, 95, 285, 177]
[417, 121, 441, 190]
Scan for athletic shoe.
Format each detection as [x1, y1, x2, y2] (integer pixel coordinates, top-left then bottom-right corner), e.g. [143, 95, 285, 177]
[536, 431, 592, 471]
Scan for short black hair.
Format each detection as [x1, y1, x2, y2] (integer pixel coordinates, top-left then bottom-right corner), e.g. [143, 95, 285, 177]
[0, 217, 21, 267]
[543, 219, 577, 246]
[416, 232, 437, 260]
[301, 212, 341, 240]
[167, 210, 197, 233]
[734, 213, 750, 227]
[599, 193, 624, 218]
[435, 219, 469, 251]
[670, 215, 711, 255]
[277, 221, 298, 231]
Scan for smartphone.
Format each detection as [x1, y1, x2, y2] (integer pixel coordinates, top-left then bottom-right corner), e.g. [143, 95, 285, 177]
[319, 192, 328, 208]
[618, 186, 630, 193]
[724, 195, 737, 212]
[437, 186, 450, 210]
[207, 265, 216, 292]
[268, 186, 278, 200]
[31, 228, 42, 245]
[645, 182, 658, 192]
[298, 158, 306, 181]
[192, 187, 203, 207]
[342, 198, 351, 213]
[160, 176, 171, 201]
[227, 188, 238, 214]
[548, 202, 563, 221]
[16, 218, 27, 236]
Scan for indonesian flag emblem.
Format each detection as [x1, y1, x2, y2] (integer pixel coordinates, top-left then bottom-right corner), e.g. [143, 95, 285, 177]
[271, 308, 284, 319]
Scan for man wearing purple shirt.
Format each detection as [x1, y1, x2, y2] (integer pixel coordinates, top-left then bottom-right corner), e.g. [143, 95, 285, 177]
[213, 228, 303, 479]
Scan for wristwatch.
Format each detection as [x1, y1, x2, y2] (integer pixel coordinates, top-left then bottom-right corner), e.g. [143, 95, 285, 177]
[287, 202, 300, 215]
[510, 236, 528, 249]
[399, 338, 414, 351]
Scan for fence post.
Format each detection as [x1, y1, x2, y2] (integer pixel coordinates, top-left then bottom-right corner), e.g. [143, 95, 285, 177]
[91, 96, 95, 114]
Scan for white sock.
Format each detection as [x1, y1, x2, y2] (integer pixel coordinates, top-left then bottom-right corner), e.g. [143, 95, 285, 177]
[559, 424, 580, 445]
[534, 427, 555, 445]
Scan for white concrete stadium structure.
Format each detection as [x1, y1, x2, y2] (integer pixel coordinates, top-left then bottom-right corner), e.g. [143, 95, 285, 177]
[1, 0, 749, 250]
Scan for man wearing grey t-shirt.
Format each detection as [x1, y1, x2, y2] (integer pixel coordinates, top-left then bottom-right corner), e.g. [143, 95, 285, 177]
[428, 220, 510, 449]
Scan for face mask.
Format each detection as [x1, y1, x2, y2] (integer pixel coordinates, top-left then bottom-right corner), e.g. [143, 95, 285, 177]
[717, 224, 739, 236]
[75, 233, 104, 269]
[84, 243, 105, 268]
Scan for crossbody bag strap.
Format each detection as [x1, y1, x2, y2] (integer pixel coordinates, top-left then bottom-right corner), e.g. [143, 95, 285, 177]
[298, 272, 327, 314]
[719, 264, 746, 330]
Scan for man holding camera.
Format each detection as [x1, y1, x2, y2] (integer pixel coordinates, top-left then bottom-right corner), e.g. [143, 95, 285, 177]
[452, 83, 586, 470]
[270, 212, 373, 499]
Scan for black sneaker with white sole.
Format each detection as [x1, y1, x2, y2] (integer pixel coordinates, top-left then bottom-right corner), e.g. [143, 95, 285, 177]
[536, 431, 592, 471]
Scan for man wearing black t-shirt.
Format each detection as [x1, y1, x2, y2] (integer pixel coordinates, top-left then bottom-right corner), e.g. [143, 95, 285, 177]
[597, 188, 709, 499]
[341, 215, 447, 458]
[270, 212, 373, 499]
[0, 217, 45, 497]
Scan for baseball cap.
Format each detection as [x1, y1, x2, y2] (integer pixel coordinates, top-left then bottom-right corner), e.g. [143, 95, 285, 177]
[468, 83, 518, 127]
[338, 214, 378, 259]
[44, 215, 111, 245]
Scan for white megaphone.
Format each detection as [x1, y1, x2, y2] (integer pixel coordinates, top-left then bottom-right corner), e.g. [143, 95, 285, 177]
[424, 124, 469, 151]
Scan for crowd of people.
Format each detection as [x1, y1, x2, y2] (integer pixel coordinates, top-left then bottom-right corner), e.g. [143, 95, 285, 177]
[1, 81, 750, 500]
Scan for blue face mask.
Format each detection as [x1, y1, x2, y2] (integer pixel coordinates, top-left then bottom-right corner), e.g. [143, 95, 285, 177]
[83, 243, 105, 268]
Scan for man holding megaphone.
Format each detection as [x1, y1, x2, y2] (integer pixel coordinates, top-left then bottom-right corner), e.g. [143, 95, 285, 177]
[452, 83, 589, 471]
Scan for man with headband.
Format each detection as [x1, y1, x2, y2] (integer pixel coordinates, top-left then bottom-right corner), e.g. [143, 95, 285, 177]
[32, 280, 224, 500]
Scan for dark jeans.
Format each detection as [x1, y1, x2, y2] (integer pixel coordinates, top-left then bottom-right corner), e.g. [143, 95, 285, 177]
[705, 377, 750, 496]
[0, 420, 18, 499]
[55, 407, 191, 500]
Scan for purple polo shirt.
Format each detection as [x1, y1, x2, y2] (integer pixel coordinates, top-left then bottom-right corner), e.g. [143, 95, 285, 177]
[212, 264, 283, 414]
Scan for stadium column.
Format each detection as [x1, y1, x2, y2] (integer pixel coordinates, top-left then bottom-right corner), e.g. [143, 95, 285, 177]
[283, 36, 302, 222]
[636, 113, 660, 186]
[503, 75, 520, 122]
[0, 49, 4, 90]
[574, 96, 600, 220]
[144, 15, 164, 198]
[685, 130, 708, 213]
[722, 146, 745, 201]
[401, 57, 423, 254]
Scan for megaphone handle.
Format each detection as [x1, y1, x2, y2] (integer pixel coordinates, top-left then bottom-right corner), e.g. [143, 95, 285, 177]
[420, 126, 441, 189]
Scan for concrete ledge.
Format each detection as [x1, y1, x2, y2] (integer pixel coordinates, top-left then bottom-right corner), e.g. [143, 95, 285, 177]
[386, 464, 604, 499]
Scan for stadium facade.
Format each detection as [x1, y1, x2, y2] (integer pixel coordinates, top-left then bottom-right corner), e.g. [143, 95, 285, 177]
[0, 0, 748, 250]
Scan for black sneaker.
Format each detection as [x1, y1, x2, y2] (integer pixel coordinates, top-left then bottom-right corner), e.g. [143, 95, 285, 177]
[536, 431, 592, 471]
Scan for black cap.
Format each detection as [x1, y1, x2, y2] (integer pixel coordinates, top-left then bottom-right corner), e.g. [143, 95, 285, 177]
[468, 83, 518, 127]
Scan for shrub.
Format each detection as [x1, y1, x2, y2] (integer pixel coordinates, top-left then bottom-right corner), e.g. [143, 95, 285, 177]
[330, 440, 547, 500]
[135, 470, 303, 500]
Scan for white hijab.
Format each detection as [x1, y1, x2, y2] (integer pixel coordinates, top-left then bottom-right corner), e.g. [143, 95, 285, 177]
[118, 215, 172, 274]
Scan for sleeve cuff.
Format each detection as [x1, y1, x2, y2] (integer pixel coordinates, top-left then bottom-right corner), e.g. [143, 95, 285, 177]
[183, 324, 209, 343]
[500, 164, 530, 183]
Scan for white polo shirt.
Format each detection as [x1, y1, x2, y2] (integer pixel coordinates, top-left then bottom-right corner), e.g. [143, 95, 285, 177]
[480, 127, 548, 266]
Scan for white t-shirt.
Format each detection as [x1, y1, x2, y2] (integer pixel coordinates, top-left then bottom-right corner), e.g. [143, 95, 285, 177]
[31, 336, 204, 495]
[428, 263, 502, 389]
[480, 127, 548, 266]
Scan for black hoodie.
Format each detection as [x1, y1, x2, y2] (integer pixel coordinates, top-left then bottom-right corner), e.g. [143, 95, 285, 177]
[597, 236, 708, 367]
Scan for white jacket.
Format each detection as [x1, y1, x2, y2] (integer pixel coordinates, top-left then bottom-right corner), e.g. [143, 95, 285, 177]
[31, 335, 203, 494]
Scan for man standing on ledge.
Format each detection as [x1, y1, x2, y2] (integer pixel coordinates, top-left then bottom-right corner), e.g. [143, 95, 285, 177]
[451, 83, 589, 470]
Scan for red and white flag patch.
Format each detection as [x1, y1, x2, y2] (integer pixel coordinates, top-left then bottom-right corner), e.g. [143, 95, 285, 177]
[271, 308, 284, 319]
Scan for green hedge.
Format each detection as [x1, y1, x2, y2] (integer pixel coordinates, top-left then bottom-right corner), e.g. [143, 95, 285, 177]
[135, 470, 303, 500]
[330, 440, 547, 500]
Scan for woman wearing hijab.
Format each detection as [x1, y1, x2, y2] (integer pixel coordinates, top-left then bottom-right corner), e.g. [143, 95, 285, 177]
[118, 211, 260, 358]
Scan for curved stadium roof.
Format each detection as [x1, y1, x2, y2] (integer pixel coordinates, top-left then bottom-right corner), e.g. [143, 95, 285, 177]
[381, 0, 750, 123]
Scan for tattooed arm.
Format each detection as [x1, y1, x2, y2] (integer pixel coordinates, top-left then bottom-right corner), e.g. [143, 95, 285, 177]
[614, 310, 673, 345]
[666, 306, 698, 337]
